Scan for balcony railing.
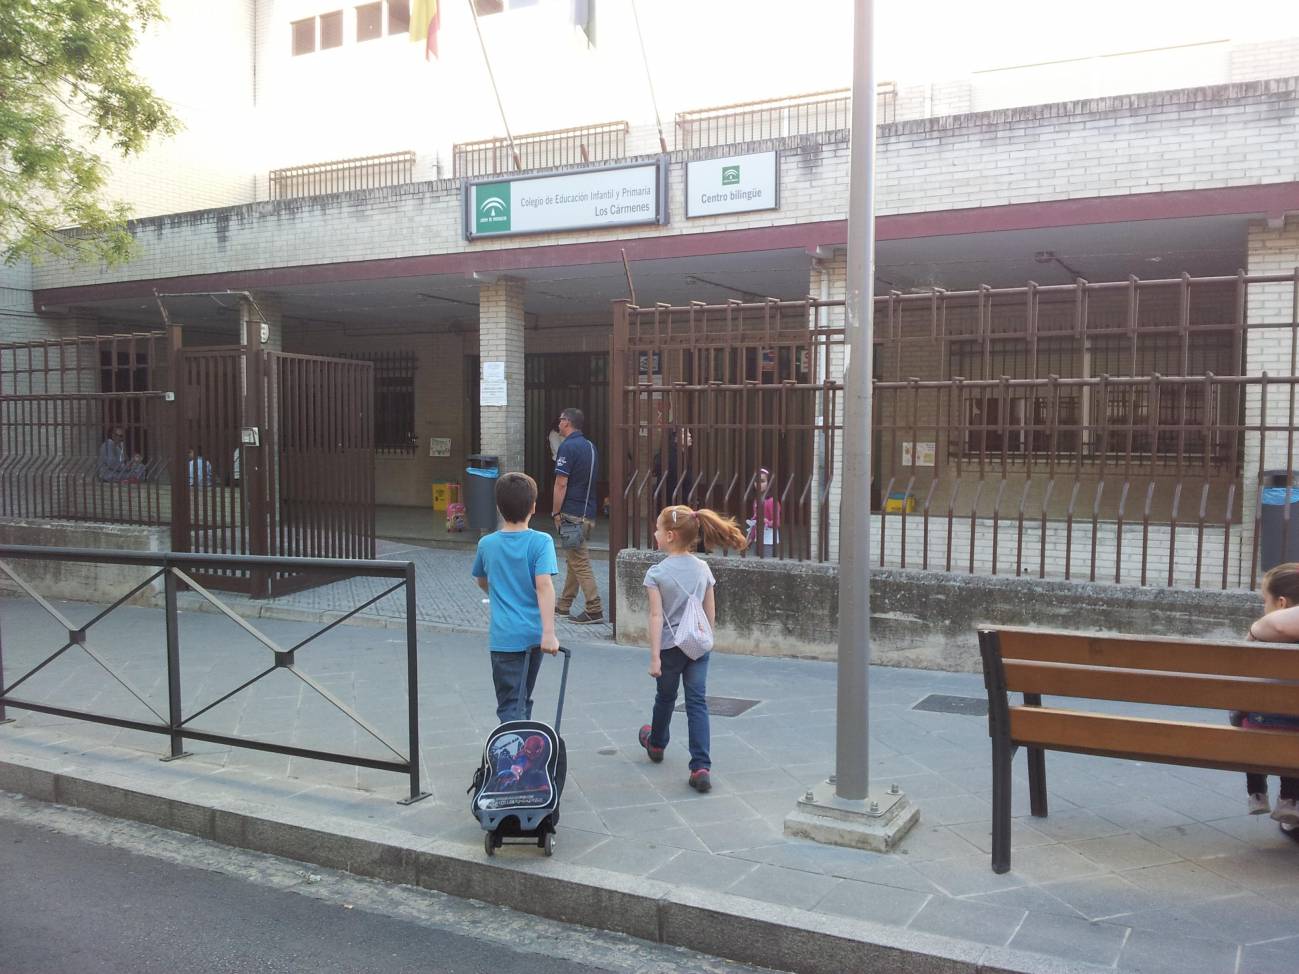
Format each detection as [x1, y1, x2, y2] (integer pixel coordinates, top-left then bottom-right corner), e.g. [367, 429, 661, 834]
[453, 121, 629, 178]
[268, 151, 416, 200]
[675, 84, 897, 150]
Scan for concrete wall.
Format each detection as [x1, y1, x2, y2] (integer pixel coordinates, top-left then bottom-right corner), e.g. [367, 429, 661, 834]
[615, 548, 1259, 672]
[32, 78, 1299, 292]
[0, 520, 170, 606]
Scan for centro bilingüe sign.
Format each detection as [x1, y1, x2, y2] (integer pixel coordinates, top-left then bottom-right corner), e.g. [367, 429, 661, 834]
[465, 161, 667, 240]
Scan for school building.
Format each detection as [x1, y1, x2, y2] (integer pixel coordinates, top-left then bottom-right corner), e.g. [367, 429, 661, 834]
[3, 2, 1298, 616]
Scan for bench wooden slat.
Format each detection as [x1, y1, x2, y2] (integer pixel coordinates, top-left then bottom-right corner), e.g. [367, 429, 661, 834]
[1003, 660, 1299, 715]
[1009, 707, 1299, 774]
[996, 629, 1299, 681]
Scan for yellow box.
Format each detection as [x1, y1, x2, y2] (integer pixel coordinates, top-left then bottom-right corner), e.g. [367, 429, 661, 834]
[432, 482, 461, 511]
[884, 492, 915, 514]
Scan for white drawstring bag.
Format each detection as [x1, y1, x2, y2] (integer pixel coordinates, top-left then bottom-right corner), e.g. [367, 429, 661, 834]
[664, 577, 714, 660]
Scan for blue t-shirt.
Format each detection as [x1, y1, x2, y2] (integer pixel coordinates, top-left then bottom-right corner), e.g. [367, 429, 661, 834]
[555, 431, 598, 518]
[471, 529, 558, 652]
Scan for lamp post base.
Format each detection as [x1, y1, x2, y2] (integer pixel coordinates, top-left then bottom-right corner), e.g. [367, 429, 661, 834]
[783, 780, 919, 852]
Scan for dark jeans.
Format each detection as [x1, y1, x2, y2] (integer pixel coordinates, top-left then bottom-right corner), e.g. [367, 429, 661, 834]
[647, 646, 710, 771]
[490, 648, 543, 724]
[1246, 773, 1299, 801]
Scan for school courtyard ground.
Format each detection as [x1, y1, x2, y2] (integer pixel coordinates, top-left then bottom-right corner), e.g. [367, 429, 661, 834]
[2, 545, 1298, 974]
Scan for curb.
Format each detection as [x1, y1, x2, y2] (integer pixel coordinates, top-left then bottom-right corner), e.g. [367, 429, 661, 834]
[0, 751, 1107, 974]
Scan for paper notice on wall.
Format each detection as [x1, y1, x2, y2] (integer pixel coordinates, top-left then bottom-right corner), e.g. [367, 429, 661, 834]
[902, 441, 936, 467]
[480, 361, 507, 407]
[429, 437, 451, 457]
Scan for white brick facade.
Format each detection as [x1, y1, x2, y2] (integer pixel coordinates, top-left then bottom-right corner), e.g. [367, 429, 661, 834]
[477, 277, 526, 476]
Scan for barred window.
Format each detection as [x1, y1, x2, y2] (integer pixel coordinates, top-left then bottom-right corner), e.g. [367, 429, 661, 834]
[348, 352, 417, 453]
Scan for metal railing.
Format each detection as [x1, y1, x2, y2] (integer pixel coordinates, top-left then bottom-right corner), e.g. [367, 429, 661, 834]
[269, 151, 416, 200]
[674, 84, 897, 150]
[453, 121, 629, 178]
[0, 546, 430, 804]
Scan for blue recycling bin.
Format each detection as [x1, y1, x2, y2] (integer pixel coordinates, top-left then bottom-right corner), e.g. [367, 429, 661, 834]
[465, 454, 500, 532]
[1260, 470, 1299, 571]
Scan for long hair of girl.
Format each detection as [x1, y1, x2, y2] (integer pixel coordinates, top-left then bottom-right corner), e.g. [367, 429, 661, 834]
[661, 505, 748, 552]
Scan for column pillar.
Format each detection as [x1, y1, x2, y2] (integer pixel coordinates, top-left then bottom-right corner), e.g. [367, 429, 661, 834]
[1241, 216, 1299, 586]
[477, 277, 526, 474]
[810, 251, 847, 562]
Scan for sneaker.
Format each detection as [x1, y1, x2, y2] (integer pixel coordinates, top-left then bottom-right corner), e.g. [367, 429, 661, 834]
[1271, 798, 1299, 826]
[688, 769, 712, 793]
[570, 610, 604, 625]
[554, 605, 571, 616]
[1249, 792, 1272, 815]
[638, 725, 664, 763]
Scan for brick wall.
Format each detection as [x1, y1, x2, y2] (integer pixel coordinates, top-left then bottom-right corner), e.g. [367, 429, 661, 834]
[32, 78, 1299, 292]
[477, 278, 526, 476]
[1229, 38, 1299, 84]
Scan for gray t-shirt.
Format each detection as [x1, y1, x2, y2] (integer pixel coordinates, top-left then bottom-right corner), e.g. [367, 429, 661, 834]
[644, 554, 715, 650]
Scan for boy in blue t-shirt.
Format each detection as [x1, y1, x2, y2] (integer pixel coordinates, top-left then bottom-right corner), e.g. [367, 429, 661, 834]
[471, 472, 560, 723]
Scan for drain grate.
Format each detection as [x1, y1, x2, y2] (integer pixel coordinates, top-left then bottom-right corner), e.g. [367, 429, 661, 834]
[675, 696, 761, 718]
[911, 693, 988, 717]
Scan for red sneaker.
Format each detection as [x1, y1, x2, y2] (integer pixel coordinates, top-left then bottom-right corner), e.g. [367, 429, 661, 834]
[688, 769, 711, 793]
[638, 725, 664, 763]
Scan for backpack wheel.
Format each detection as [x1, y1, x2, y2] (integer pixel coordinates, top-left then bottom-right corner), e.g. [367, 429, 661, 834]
[543, 832, 554, 857]
[484, 830, 497, 857]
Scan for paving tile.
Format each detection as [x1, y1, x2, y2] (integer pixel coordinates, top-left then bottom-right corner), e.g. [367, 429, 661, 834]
[724, 863, 840, 911]
[1239, 938, 1299, 974]
[947, 816, 1057, 855]
[1015, 807, 1128, 843]
[894, 823, 985, 862]
[906, 896, 1026, 947]
[963, 884, 1084, 919]
[571, 835, 683, 876]
[726, 839, 861, 875]
[822, 854, 942, 894]
[1116, 927, 1239, 974]
[598, 802, 687, 836]
[691, 818, 786, 854]
[1120, 860, 1244, 903]
[1008, 910, 1129, 967]
[1068, 832, 1185, 871]
[1138, 821, 1254, 861]
[647, 850, 758, 892]
[668, 795, 757, 828]
[1092, 800, 1200, 832]
[911, 853, 1028, 897]
[1042, 874, 1167, 921]
[815, 879, 931, 926]
[1003, 842, 1107, 884]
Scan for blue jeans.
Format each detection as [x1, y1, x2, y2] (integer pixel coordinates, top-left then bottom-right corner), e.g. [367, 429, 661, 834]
[490, 648, 543, 724]
[648, 647, 710, 771]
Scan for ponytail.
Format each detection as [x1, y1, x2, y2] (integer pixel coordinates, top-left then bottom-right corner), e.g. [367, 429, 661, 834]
[659, 505, 749, 553]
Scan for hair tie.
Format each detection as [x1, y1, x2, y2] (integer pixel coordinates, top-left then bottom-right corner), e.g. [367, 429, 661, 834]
[691, 510, 699, 523]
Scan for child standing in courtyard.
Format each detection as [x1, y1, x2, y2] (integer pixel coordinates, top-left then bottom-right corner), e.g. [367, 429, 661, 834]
[637, 504, 747, 793]
[1239, 562, 1299, 826]
[472, 472, 560, 724]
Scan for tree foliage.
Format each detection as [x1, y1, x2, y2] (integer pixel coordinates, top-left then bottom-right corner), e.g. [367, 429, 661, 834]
[0, 0, 179, 265]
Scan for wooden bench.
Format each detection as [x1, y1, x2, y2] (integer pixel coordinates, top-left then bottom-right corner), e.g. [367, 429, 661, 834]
[977, 626, 1299, 874]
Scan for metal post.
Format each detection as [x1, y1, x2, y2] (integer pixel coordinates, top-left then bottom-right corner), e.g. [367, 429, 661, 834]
[609, 300, 631, 628]
[835, 0, 877, 803]
[399, 562, 431, 804]
[161, 559, 189, 760]
[0, 601, 11, 724]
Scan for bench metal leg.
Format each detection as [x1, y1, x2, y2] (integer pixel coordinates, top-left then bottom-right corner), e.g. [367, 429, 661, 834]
[991, 736, 1013, 874]
[1027, 746, 1048, 818]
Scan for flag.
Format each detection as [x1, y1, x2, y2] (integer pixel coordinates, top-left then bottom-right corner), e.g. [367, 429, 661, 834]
[410, 0, 440, 59]
[573, 0, 595, 47]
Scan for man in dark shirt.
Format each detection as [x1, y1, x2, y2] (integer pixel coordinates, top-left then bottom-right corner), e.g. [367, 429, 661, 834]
[551, 407, 602, 624]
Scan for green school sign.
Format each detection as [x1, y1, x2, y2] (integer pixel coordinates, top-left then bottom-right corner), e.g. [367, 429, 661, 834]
[466, 161, 667, 240]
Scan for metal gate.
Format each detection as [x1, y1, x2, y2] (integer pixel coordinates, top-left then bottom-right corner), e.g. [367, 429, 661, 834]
[174, 344, 374, 596]
[525, 352, 609, 504]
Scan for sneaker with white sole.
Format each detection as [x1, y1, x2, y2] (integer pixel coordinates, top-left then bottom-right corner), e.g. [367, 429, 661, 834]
[1249, 792, 1271, 815]
[1271, 797, 1299, 826]
[570, 610, 604, 625]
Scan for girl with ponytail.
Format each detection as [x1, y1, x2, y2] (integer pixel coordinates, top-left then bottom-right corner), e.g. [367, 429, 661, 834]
[637, 505, 747, 793]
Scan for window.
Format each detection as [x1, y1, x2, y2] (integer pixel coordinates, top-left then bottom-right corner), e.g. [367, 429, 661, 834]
[475, 0, 504, 13]
[349, 352, 418, 453]
[319, 10, 344, 49]
[388, 0, 410, 33]
[356, 2, 383, 40]
[291, 17, 316, 55]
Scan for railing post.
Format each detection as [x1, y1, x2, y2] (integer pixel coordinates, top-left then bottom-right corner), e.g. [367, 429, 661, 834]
[609, 299, 631, 629]
[399, 562, 430, 804]
[161, 558, 189, 761]
[0, 604, 11, 725]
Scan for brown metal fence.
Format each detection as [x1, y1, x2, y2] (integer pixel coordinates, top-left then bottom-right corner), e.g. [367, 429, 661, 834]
[453, 121, 629, 178]
[611, 270, 1299, 594]
[268, 151, 416, 200]
[1, 334, 173, 525]
[674, 85, 897, 150]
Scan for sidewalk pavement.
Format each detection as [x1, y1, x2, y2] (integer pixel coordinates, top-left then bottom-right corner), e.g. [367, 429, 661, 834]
[197, 540, 614, 643]
[2, 596, 1298, 974]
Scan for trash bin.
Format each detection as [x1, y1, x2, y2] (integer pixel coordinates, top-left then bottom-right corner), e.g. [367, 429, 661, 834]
[1260, 469, 1299, 571]
[465, 454, 500, 532]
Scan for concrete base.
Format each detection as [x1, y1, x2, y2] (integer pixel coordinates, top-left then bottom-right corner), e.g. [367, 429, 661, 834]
[783, 780, 920, 852]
